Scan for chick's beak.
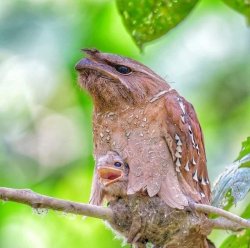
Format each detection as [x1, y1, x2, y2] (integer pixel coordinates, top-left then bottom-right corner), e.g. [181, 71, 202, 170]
[97, 167, 123, 186]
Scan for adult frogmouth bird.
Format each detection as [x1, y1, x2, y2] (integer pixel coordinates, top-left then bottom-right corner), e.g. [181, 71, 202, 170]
[75, 49, 211, 209]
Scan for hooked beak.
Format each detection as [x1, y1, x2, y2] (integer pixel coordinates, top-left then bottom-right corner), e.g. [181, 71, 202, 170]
[75, 48, 101, 71]
[97, 166, 123, 186]
[75, 52, 120, 81]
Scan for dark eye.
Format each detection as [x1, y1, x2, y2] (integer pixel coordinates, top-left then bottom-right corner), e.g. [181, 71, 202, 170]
[115, 65, 131, 74]
[114, 162, 122, 167]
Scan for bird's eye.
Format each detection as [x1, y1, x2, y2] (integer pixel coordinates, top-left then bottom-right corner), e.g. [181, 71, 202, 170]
[114, 162, 122, 167]
[115, 65, 131, 74]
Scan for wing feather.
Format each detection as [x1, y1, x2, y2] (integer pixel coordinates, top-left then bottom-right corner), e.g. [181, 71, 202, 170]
[163, 90, 211, 204]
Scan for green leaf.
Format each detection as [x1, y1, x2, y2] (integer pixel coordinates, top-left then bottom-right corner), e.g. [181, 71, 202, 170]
[212, 137, 250, 208]
[220, 201, 250, 247]
[223, 0, 250, 24]
[116, 0, 199, 49]
[239, 154, 250, 168]
[212, 164, 250, 208]
[220, 230, 250, 248]
[237, 137, 250, 166]
[241, 204, 250, 219]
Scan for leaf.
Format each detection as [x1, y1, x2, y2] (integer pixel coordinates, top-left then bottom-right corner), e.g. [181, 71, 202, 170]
[223, 0, 250, 24]
[220, 230, 250, 248]
[212, 154, 250, 208]
[219, 203, 250, 247]
[212, 137, 250, 208]
[116, 0, 199, 49]
[237, 137, 250, 166]
[240, 154, 250, 168]
[241, 204, 250, 219]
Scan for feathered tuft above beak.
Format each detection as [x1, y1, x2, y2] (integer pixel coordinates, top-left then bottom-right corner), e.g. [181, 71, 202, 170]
[81, 48, 100, 56]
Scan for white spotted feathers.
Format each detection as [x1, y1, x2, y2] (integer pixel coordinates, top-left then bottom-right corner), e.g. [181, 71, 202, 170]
[166, 94, 210, 204]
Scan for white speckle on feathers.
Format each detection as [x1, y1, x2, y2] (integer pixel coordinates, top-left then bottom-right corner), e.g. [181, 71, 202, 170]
[193, 170, 198, 182]
[177, 97, 186, 114]
[176, 146, 182, 153]
[184, 161, 190, 172]
[175, 134, 180, 141]
[192, 157, 197, 165]
[201, 177, 206, 185]
[200, 192, 206, 198]
[180, 115, 185, 123]
[175, 158, 181, 167]
[175, 152, 182, 158]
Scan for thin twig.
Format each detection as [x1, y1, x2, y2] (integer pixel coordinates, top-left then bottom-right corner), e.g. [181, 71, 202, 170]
[193, 203, 250, 228]
[0, 187, 113, 221]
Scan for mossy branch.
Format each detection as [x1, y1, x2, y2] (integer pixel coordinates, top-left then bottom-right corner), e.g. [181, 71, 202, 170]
[0, 187, 249, 231]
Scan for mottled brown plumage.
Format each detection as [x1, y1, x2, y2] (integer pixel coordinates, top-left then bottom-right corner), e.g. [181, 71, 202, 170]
[75, 49, 211, 210]
[92, 152, 214, 248]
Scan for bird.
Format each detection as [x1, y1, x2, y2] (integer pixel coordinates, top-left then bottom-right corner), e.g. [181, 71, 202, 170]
[75, 48, 211, 210]
[90, 150, 129, 205]
[90, 153, 215, 248]
[92, 151, 145, 247]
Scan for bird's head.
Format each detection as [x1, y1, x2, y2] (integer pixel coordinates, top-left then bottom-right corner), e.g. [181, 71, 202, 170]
[97, 151, 129, 189]
[75, 49, 169, 111]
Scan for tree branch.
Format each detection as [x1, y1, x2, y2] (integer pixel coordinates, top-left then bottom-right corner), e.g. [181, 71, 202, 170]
[1, 187, 249, 232]
[209, 217, 244, 232]
[0, 187, 113, 221]
[192, 203, 250, 229]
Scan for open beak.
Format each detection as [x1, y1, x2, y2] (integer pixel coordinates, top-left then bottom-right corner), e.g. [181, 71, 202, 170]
[97, 166, 123, 186]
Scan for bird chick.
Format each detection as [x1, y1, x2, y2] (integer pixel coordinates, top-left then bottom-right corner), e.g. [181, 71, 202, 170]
[95, 152, 145, 247]
[93, 151, 129, 205]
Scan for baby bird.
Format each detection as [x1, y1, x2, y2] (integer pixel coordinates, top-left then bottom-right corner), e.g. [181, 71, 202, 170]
[90, 151, 129, 205]
[92, 152, 145, 247]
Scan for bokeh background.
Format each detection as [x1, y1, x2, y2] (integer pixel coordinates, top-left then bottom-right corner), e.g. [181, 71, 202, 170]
[0, 0, 249, 247]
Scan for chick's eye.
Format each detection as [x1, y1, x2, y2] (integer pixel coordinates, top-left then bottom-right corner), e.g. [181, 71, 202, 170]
[114, 162, 122, 167]
[115, 65, 131, 74]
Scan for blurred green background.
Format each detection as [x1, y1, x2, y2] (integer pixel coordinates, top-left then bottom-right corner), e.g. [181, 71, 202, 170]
[0, 0, 249, 247]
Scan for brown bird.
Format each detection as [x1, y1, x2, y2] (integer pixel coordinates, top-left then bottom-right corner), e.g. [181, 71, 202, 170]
[91, 150, 129, 205]
[93, 151, 146, 246]
[75, 49, 211, 209]
[94, 152, 215, 248]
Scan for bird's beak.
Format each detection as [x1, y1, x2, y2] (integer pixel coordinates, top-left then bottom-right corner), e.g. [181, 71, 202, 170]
[97, 167, 123, 186]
